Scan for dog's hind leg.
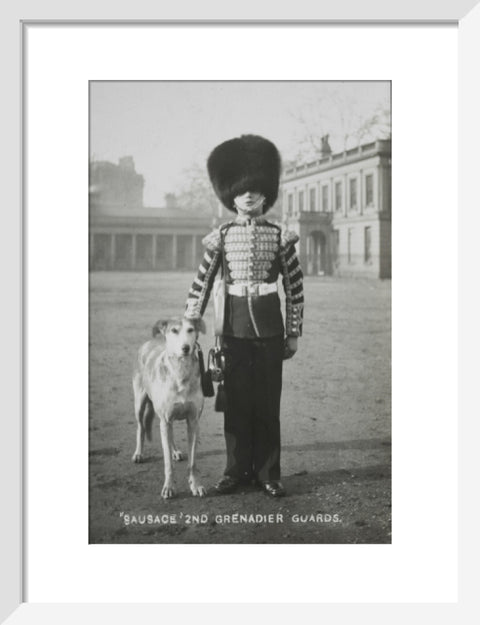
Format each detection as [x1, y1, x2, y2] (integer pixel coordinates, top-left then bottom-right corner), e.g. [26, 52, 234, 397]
[171, 435, 184, 462]
[187, 413, 206, 497]
[159, 417, 176, 499]
[132, 377, 149, 463]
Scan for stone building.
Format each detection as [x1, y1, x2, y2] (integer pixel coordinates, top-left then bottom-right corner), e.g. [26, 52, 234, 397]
[89, 158, 211, 271]
[89, 205, 212, 271]
[90, 156, 144, 209]
[89, 143, 391, 278]
[281, 138, 391, 279]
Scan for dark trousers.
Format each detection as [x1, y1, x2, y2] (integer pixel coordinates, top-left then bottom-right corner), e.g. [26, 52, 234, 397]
[222, 335, 284, 482]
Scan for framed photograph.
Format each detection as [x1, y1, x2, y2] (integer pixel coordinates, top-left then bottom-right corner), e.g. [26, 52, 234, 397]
[88, 78, 392, 546]
[3, 0, 478, 622]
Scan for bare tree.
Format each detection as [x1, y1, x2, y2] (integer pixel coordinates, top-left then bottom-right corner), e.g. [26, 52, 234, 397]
[175, 161, 218, 215]
[354, 105, 391, 144]
[290, 85, 391, 161]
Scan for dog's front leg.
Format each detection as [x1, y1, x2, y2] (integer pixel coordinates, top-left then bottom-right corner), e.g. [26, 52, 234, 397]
[159, 417, 176, 499]
[187, 414, 206, 497]
[132, 421, 145, 463]
[132, 387, 148, 463]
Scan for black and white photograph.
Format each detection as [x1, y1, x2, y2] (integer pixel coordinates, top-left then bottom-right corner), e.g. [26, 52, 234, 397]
[88, 80, 391, 544]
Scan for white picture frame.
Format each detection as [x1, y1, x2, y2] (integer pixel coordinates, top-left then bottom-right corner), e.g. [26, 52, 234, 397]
[3, 0, 479, 622]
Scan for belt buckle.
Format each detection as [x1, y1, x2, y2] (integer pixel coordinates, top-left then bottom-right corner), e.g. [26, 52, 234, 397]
[247, 284, 258, 296]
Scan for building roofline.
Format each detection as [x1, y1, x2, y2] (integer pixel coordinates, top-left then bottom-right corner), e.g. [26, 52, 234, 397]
[89, 210, 213, 229]
[282, 138, 391, 182]
[90, 204, 212, 219]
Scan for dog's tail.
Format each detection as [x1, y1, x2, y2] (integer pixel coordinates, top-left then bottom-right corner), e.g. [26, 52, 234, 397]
[142, 397, 155, 442]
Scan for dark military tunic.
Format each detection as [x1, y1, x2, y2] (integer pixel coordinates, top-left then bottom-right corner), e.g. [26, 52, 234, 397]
[186, 215, 304, 337]
[185, 214, 304, 482]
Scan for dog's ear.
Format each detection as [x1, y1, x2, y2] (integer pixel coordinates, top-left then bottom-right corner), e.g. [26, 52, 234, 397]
[193, 318, 207, 334]
[152, 320, 169, 338]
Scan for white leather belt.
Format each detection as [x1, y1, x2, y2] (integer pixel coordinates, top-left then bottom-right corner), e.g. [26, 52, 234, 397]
[227, 282, 278, 297]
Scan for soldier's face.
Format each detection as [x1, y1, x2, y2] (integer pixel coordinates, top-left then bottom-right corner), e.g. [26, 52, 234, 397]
[234, 191, 265, 216]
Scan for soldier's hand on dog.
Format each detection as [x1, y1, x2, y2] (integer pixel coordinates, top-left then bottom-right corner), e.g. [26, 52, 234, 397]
[283, 336, 298, 360]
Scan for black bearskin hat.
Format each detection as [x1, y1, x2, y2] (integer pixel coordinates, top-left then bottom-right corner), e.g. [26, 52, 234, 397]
[207, 134, 281, 213]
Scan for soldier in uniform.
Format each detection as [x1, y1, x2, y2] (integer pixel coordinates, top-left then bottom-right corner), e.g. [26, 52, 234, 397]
[185, 134, 304, 498]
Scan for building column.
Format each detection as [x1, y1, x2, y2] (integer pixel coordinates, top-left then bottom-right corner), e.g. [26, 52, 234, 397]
[299, 227, 309, 278]
[191, 234, 197, 269]
[313, 236, 320, 275]
[90, 233, 95, 269]
[359, 169, 363, 215]
[378, 164, 390, 215]
[131, 234, 136, 270]
[344, 173, 349, 216]
[152, 234, 157, 269]
[172, 234, 177, 270]
[110, 233, 116, 270]
[378, 166, 383, 211]
[328, 227, 334, 275]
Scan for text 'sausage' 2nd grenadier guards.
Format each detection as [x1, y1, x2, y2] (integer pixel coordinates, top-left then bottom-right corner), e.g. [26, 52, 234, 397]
[184, 134, 304, 498]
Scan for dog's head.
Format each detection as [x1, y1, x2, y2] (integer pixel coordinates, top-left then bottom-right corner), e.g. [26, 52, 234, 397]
[152, 317, 206, 358]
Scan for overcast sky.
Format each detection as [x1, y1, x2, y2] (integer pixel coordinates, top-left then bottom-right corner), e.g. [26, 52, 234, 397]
[90, 81, 390, 207]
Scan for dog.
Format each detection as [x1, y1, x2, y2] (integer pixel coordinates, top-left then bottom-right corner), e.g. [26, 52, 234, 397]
[132, 316, 207, 498]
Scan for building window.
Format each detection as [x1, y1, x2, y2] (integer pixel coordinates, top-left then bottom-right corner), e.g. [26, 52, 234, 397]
[348, 228, 353, 263]
[349, 178, 358, 210]
[322, 185, 329, 212]
[309, 187, 316, 212]
[298, 190, 304, 212]
[335, 181, 342, 212]
[365, 174, 374, 207]
[364, 226, 372, 263]
[334, 229, 340, 264]
[288, 194, 293, 216]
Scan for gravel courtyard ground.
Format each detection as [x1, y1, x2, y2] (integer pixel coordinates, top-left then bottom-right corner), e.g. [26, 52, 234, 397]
[89, 271, 391, 544]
